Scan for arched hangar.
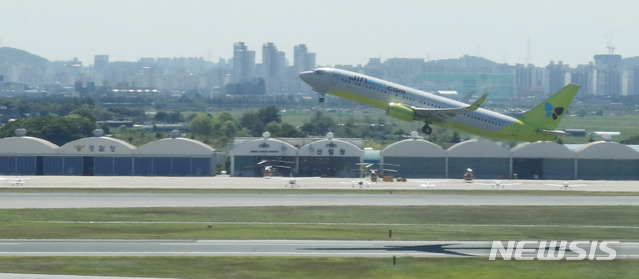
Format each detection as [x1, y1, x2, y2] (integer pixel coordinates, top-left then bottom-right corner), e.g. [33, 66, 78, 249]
[512, 141, 575, 179]
[575, 141, 639, 180]
[56, 130, 137, 175]
[381, 133, 446, 178]
[297, 133, 363, 177]
[135, 136, 217, 176]
[447, 140, 511, 179]
[229, 132, 297, 177]
[0, 129, 58, 175]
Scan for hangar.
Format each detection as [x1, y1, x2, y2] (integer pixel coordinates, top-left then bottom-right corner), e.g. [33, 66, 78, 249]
[575, 141, 639, 180]
[297, 132, 363, 177]
[447, 140, 511, 179]
[2, 127, 639, 180]
[381, 132, 446, 178]
[56, 129, 136, 175]
[229, 132, 297, 177]
[512, 141, 575, 179]
[228, 132, 364, 177]
[0, 129, 219, 177]
[0, 129, 57, 175]
[135, 131, 217, 176]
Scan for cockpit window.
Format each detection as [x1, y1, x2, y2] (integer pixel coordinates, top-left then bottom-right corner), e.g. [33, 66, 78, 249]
[314, 70, 323, 74]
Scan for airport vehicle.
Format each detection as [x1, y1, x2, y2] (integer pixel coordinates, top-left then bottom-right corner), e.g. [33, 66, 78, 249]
[545, 181, 587, 190]
[299, 68, 580, 142]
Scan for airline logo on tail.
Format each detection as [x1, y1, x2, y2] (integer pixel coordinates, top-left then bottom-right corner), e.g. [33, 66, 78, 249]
[545, 102, 565, 120]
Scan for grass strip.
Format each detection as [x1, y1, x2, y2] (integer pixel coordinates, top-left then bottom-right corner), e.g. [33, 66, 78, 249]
[0, 257, 637, 279]
[0, 206, 637, 240]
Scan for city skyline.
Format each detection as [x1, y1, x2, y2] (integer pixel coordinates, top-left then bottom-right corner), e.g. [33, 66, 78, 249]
[1, 0, 638, 67]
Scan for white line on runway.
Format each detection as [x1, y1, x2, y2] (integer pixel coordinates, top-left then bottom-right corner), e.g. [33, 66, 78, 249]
[40, 221, 639, 229]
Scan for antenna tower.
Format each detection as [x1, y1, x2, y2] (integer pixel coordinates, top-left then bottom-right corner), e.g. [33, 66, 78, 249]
[607, 32, 615, 54]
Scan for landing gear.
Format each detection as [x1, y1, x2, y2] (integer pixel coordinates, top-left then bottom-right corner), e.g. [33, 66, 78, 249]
[421, 123, 432, 135]
[319, 97, 325, 103]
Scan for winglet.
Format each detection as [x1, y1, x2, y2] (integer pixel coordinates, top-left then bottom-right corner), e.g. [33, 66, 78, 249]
[469, 94, 488, 110]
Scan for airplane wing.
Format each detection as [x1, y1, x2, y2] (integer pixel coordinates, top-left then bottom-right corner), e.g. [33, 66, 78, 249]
[459, 90, 475, 103]
[412, 94, 488, 123]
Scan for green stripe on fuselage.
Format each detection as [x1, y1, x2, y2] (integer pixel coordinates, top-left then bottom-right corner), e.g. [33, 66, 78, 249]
[328, 90, 389, 110]
[328, 89, 557, 142]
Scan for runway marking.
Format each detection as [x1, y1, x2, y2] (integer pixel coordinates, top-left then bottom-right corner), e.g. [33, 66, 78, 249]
[1, 251, 637, 258]
[40, 221, 639, 229]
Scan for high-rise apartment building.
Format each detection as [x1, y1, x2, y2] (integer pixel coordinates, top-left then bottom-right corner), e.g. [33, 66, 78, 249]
[293, 44, 316, 74]
[262, 42, 285, 79]
[94, 55, 109, 72]
[231, 42, 255, 83]
[594, 54, 622, 96]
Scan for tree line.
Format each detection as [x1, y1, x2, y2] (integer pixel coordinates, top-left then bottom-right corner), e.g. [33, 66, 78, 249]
[0, 95, 467, 149]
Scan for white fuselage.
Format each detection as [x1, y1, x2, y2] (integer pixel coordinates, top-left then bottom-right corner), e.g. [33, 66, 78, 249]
[299, 67, 517, 133]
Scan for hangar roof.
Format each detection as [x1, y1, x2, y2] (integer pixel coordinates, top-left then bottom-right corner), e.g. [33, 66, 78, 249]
[447, 140, 511, 158]
[229, 138, 297, 157]
[511, 141, 574, 158]
[298, 139, 363, 157]
[381, 139, 445, 157]
[575, 141, 639, 159]
[137, 137, 215, 156]
[58, 136, 137, 156]
[0, 136, 58, 154]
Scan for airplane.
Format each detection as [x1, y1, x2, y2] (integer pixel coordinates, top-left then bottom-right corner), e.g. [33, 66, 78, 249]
[341, 179, 375, 188]
[477, 180, 521, 189]
[0, 177, 32, 186]
[545, 181, 587, 190]
[273, 174, 320, 188]
[408, 179, 448, 189]
[299, 68, 580, 142]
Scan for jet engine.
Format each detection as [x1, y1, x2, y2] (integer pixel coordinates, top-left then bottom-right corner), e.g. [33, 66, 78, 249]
[385, 103, 415, 122]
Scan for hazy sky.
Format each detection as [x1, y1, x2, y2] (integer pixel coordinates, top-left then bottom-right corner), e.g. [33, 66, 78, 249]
[1, 0, 638, 67]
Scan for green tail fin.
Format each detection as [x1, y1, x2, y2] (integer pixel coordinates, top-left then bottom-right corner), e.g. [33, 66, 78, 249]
[518, 84, 580, 130]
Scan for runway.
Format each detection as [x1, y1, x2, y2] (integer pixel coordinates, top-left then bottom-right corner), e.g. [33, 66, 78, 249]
[2, 176, 639, 192]
[1, 239, 638, 258]
[1, 192, 639, 208]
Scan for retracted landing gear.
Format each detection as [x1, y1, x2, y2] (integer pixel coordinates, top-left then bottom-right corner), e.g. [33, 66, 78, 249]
[421, 123, 432, 135]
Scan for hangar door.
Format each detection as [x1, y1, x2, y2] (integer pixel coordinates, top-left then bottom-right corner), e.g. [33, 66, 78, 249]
[512, 158, 542, 179]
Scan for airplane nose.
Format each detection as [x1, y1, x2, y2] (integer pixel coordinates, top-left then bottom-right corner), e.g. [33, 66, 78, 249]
[299, 71, 313, 83]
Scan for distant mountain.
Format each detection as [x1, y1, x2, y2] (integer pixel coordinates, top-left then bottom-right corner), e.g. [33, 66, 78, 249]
[0, 47, 50, 66]
[427, 55, 501, 69]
